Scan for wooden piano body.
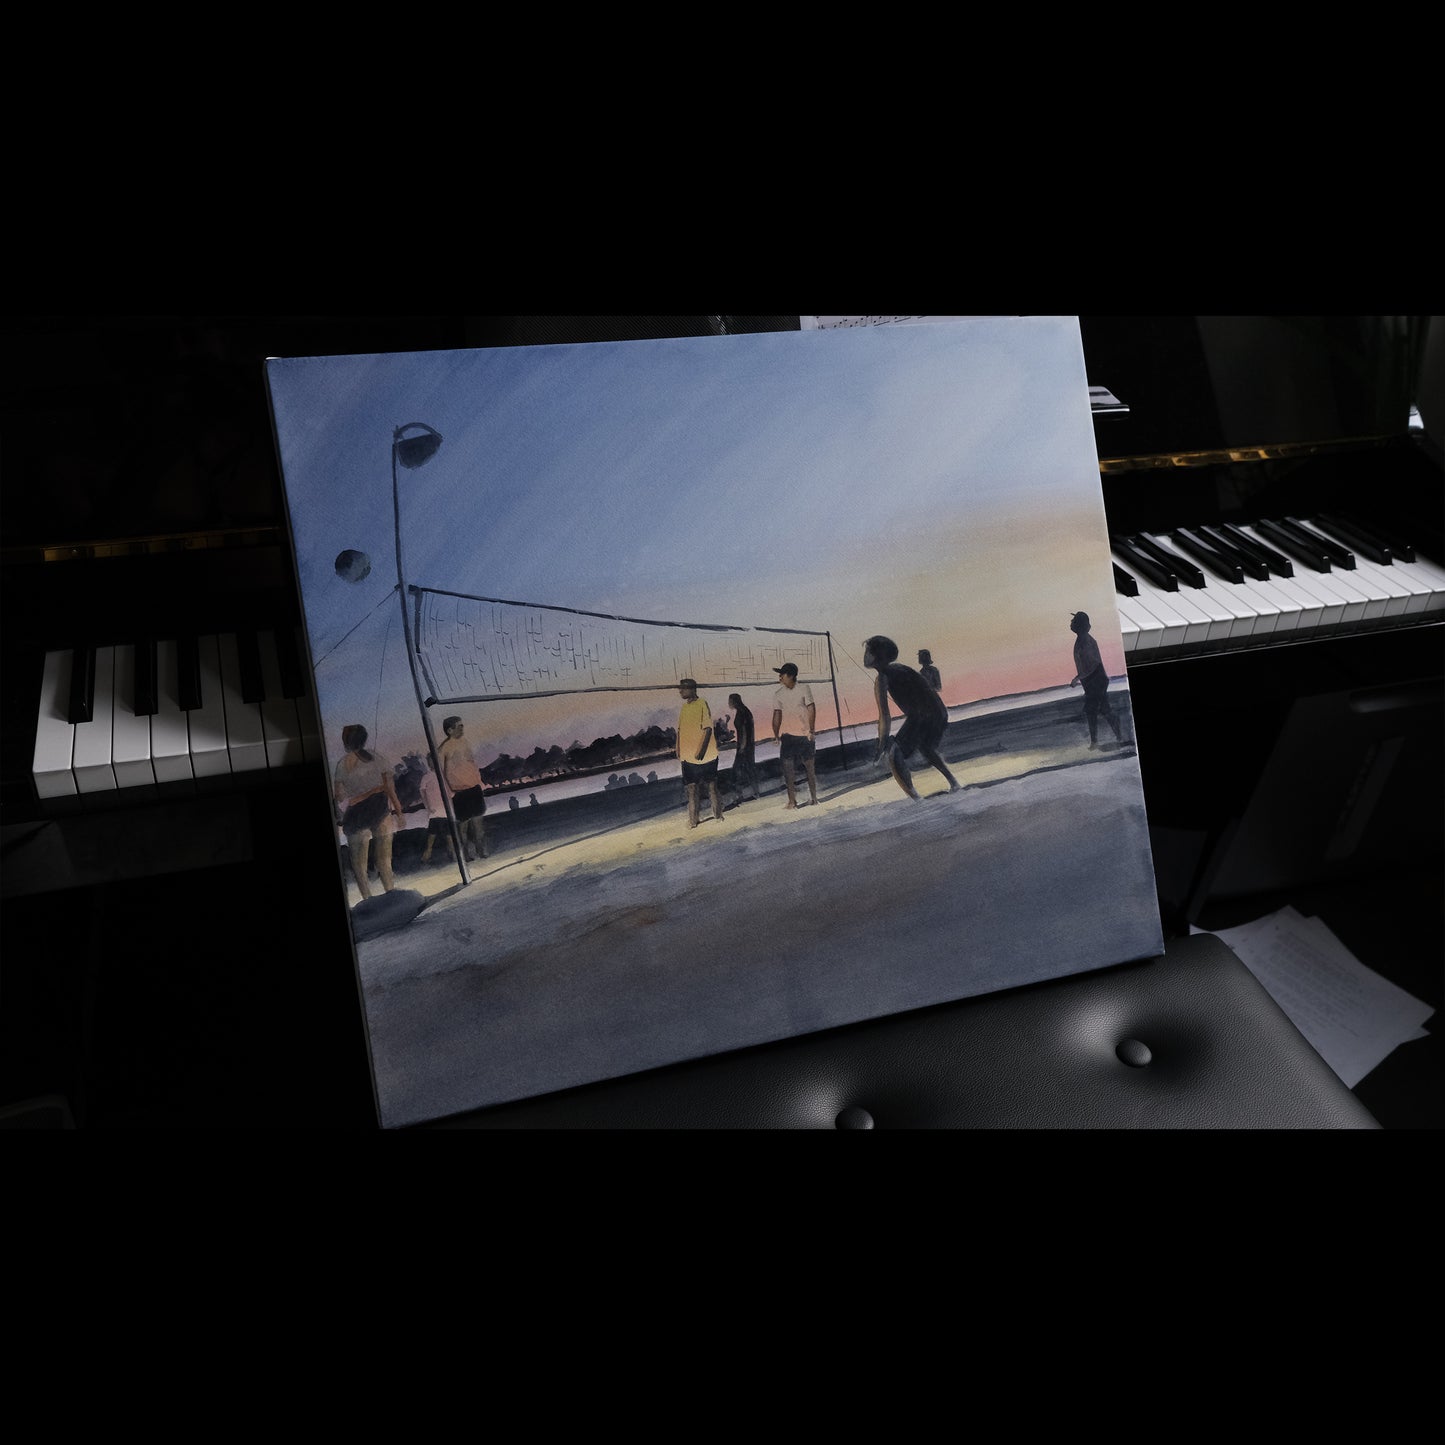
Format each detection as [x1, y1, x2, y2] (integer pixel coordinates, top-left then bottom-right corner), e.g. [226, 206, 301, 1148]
[1, 315, 1438, 1129]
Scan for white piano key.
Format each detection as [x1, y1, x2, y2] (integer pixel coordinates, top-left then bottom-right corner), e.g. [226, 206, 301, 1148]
[1290, 518, 1411, 617]
[1228, 579, 1282, 637]
[1117, 596, 1175, 653]
[32, 649, 78, 798]
[151, 639, 194, 784]
[1257, 568, 1329, 632]
[1116, 601, 1140, 653]
[1351, 551, 1433, 617]
[1235, 526, 1345, 629]
[1231, 567, 1306, 637]
[1395, 550, 1445, 612]
[111, 644, 156, 789]
[1274, 520, 1386, 620]
[1159, 573, 1237, 644]
[257, 629, 304, 768]
[217, 632, 268, 773]
[188, 634, 232, 779]
[1141, 533, 1256, 641]
[1298, 563, 1375, 624]
[1350, 557, 1426, 616]
[1144, 577, 1215, 646]
[71, 645, 118, 793]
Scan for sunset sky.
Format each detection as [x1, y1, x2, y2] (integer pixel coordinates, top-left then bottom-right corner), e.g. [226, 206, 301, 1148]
[266, 318, 1123, 771]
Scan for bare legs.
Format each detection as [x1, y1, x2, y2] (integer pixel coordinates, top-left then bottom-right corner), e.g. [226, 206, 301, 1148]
[884, 743, 959, 799]
[686, 781, 725, 828]
[781, 758, 818, 809]
[347, 828, 396, 899]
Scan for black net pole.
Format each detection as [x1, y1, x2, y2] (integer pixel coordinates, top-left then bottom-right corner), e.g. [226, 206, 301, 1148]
[826, 632, 847, 771]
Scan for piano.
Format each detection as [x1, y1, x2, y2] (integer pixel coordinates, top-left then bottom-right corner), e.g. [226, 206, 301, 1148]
[1, 314, 1438, 1129]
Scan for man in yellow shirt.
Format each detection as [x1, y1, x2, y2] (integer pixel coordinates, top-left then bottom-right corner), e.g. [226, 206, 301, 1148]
[676, 677, 724, 829]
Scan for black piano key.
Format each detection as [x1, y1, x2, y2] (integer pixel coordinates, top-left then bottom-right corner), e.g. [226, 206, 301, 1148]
[134, 638, 159, 716]
[1197, 524, 1270, 581]
[235, 630, 265, 704]
[1217, 522, 1294, 577]
[1111, 535, 1179, 591]
[176, 634, 202, 712]
[1284, 516, 1355, 569]
[1169, 528, 1245, 584]
[1129, 533, 1206, 589]
[1112, 563, 1139, 597]
[1311, 513, 1392, 565]
[1255, 518, 1332, 572]
[67, 645, 97, 724]
[1339, 514, 1414, 562]
[273, 625, 308, 699]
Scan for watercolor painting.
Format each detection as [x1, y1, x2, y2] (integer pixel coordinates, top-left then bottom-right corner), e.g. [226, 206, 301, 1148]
[264, 317, 1164, 1127]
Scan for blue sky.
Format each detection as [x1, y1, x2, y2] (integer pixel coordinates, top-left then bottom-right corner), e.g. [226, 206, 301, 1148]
[266, 318, 1120, 768]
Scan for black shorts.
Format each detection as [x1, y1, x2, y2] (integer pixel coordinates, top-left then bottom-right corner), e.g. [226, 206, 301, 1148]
[895, 710, 946, 757]
[681, 759, 719, 783]
[426, 817, 451, 838]
[452, 785, 488, 821]
[778, 735, 815, 763]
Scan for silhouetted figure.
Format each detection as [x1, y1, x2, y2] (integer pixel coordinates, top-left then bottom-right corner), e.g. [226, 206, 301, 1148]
[438, 715, 488, 860]
[529, 794, 538, 807]
[771, 663, 817, 808]
[863, 636, 960, 800]
[727, 692, 761, 802]
[677, 677, 724, 828]
[1068, 611, 1121, 749]
[917, 649, 943, 692]
[333, 724, 404, 898]
[509, 796, 520, 812]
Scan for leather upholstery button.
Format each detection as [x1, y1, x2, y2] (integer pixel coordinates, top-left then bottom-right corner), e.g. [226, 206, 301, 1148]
[1116, 1038, 1152, 1067]
[835, 1106, 875, 1129]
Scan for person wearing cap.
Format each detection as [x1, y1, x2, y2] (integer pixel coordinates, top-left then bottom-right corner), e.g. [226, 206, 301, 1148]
[676, 677, 724, 828]
[1068, 611, 1122, 749]
[862, 635, 960, 800]
[771, 662, 818, 809]
[917, 649, 943, 693]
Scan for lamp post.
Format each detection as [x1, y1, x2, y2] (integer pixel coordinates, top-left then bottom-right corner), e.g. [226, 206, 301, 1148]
[391, 421, 472, 886]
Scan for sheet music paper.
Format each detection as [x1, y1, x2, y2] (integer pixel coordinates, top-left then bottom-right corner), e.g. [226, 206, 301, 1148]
[1199, 909, 1434, 1088]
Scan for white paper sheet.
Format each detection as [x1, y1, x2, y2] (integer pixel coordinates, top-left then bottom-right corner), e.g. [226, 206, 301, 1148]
[1198, 907, 1435, 1088]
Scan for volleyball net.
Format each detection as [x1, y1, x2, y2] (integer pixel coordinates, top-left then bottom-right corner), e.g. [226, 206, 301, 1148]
[409, 585, 837, 707]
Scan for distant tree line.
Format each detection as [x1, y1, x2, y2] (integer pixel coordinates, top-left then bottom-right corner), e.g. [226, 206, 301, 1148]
[390, 713, 739, 809]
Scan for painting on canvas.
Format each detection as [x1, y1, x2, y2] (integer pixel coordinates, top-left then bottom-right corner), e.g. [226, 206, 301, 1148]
[264, 317, 1163, 1127]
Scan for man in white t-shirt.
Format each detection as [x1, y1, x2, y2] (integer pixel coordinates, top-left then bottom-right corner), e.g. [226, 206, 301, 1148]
[770, 663, 817, 809]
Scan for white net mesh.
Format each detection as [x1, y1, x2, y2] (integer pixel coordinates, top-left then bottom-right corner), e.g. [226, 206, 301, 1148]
[411, 587, 833, 704]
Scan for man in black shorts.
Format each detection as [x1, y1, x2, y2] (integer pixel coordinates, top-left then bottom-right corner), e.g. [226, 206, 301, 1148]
[770, 663, 818, 809]
[676, 678, 724, 828]
[862, 635, 960, 800]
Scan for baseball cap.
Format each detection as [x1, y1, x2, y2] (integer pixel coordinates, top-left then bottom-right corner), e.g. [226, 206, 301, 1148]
[773, 663, 799, 677]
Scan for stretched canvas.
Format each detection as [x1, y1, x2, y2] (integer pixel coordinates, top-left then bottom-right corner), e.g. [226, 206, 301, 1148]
[265, 317, 1164, 1127]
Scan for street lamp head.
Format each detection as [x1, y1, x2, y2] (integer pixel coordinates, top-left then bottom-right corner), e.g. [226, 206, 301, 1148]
[394, 421, 443, 470]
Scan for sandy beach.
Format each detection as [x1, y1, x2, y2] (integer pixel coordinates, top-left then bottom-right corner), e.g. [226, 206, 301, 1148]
[345, 692, 1163, 1127]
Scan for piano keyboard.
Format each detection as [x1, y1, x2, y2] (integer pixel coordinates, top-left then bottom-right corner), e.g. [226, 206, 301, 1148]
[31, 628, 321, 801]
[1111, 513, 1445, 661]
